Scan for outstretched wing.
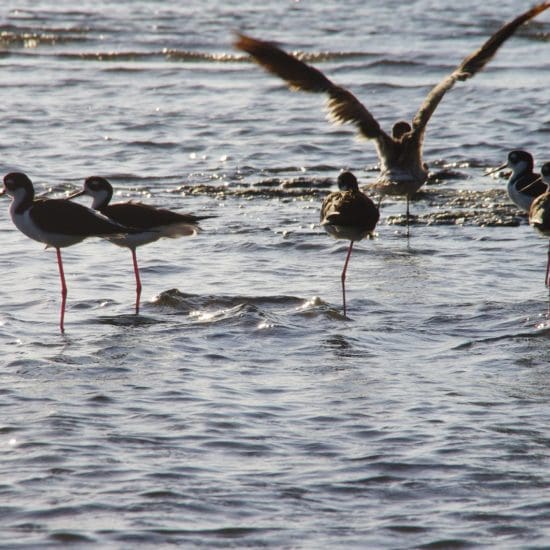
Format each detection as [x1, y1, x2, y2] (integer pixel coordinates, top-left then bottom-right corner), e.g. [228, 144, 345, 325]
[234, 33, 388, 141]
[412, 2, 549, 136]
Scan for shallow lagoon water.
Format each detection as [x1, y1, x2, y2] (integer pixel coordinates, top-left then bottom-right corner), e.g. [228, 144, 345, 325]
[0, 1, 549, 547]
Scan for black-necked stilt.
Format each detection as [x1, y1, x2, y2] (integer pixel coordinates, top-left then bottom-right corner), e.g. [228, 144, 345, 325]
[1, 172, 132, 332]
[68, 176, 213, 315]
[320, 171, 379, 317]
[235, 3, 549, 219]
[529, 162, 550, 288]
[487, 150, 546, 212]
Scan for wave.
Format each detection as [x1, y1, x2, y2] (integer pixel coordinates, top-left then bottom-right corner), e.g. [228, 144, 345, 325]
[0, 25, 89, 47]
[57, 50, 377, 64]
[150, 289, 343, 323]
[0, 28, 382, 66]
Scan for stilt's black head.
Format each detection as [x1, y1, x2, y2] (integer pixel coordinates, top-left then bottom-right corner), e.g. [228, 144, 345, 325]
[69, 176, 114, 210]
[2, 172, 35, 201]
[508, 150, 534, 171]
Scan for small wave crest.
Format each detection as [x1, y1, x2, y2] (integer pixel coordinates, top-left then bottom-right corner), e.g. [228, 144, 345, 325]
[0, 25, 88, 48]
[150, 289, 346, 328]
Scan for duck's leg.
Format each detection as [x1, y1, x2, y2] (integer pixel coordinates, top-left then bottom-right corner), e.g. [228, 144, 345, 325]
[546, 241, 550, 288]
[341, 241, 354, 317]
[406, 195, 410, 238]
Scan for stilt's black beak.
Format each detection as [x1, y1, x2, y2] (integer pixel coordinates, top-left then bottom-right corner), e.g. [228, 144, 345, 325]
[484, 162, 508, 177]
[67, 189, 86, 199]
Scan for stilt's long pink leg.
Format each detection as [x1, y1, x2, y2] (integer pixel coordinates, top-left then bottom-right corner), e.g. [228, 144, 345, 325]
[56, 248, 67, 333]
[131, 248, 142, 315]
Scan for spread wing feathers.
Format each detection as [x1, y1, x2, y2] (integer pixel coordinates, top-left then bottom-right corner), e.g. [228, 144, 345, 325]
[31, 199, 127, 236]
[325, 87, 383, 139]
[412, 2, 549, 134]
[235, 33, 333, 92]
[235, 33, 384, 140]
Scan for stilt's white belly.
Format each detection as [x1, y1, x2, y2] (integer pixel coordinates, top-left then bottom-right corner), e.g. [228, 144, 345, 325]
[11, 208, 86, 248]
[507, 181, 534, 212]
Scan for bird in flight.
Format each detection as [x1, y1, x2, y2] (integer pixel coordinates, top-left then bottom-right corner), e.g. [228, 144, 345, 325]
[235, 3, 549, 214]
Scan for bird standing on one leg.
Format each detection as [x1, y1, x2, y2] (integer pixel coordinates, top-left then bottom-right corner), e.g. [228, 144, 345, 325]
[320, 171, 379, 317]
[69, 176, 214, 315]
[1, 172, 132, 332]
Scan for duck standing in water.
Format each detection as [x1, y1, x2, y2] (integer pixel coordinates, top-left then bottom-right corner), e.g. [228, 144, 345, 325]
[320, 172, 379, 317]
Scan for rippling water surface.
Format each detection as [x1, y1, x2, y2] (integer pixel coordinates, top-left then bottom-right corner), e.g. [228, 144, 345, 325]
[0, 1, 549, 547]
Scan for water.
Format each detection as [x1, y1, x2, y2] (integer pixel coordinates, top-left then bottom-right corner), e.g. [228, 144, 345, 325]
[0, 1, 549, 547]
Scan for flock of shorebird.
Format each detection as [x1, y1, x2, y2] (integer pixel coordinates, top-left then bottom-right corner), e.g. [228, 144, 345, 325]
[1, 3, 549, 331]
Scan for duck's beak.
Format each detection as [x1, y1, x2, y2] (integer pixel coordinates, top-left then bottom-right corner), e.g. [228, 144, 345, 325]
[0, 187, 6, 196]
[485, 161, 508, 177]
